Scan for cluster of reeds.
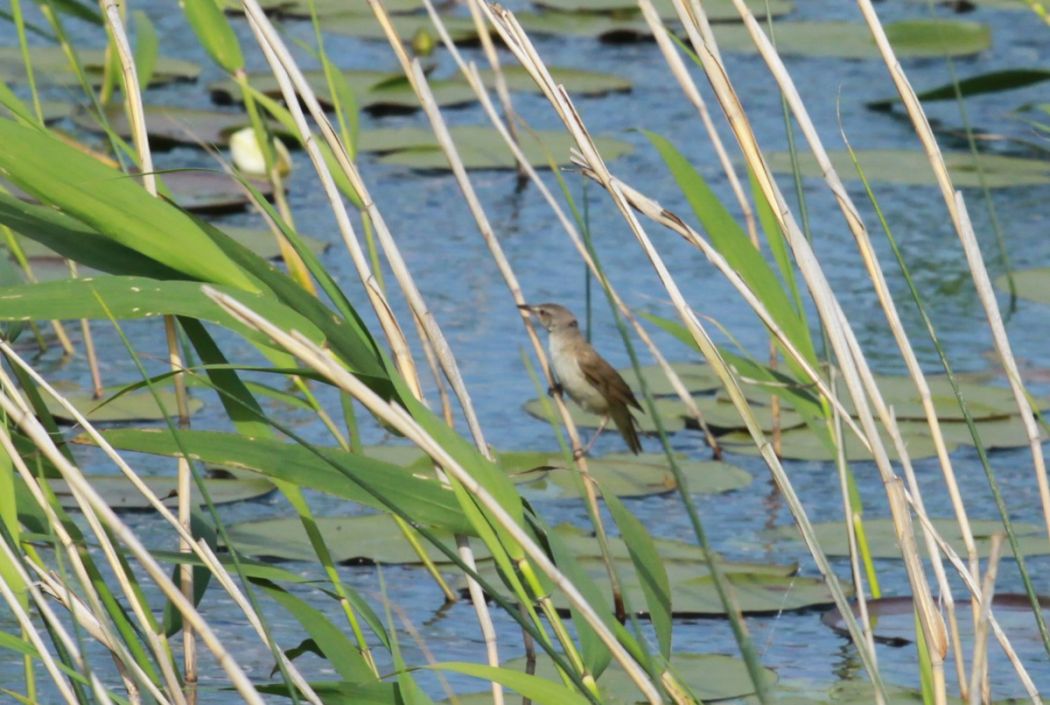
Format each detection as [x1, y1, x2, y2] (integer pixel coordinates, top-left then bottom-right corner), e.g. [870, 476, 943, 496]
[0, 0, 1047, 703]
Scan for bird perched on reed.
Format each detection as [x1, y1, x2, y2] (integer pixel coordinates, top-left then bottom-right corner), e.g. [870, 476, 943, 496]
[520, 303, 642, 455]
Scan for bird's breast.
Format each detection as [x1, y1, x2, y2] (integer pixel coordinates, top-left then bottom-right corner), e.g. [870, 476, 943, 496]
[550, 338, 608, 414]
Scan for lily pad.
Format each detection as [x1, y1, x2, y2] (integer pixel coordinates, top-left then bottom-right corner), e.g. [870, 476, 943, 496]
[717, 425, 953, 462]
[824, 594, 1050, 656]
[323, 13, 484, 42]
[765, 518, 1050, 559]
[225, 513, 466, 564]
[932, 417, 1044, 450]
[50, 475, 274, 510]
[494, 451, 751, 498]
[0, 46, 200, 87]
[524, 396, 687, 434]
[516, 11, 657, 41]
[35, 383, 204, 423]
[71, 105, 291, 148]
[693, 395, 806, 433]
[454, 652, 777, 703]
[535, 565, 842, 616]
[997, 267, 1050, 305]
[163, 171, 275, 213]
[375, 126, 632, 170]
[531, 0, 792, 20]
[210, 65, 629, 112]
[220, 226, 330, 259]
[712, 19, 990, 59]
[618, 362, 722, 396]
[765, 149, 1050, 189]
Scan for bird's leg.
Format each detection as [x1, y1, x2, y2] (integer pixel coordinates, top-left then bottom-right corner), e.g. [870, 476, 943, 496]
[547, 382, 564, 397]
[575, 415, 610, 459]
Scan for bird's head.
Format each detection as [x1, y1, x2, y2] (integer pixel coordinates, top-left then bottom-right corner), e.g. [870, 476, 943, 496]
[518, 303, 579, 334]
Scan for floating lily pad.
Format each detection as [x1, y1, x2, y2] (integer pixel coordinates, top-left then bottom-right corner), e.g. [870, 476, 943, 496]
[220, 0, 430, 14]
[997, 267, 1050, 305]
[376, 126, 632, 170]
[71, 105, 292, 148]
[713, 19, 990, 59]
[531, 0, 791, 20]
[766, 518, 1050, 559]
[453, 652, 777, 703]
[210, 65, 629, 112]
[932, 417, 1044, 450]
[494, 451, 751, 498]
[766, 149, 1050, 189]
[225, 513, 465, 564]
[50, 475, 274, 510]
[0, 100, 71, 123]
[717, 425, 952, 462]
[220, 226, 330, 259]
[35, 383, 204, 423]
[693, 395, 806, 433]
[163, 171, 275, 213]
[524, 396, 687, 434]
[0, 46, 200, 87]
[535, 565, 841, 616]
[323, 12, 485, 42]
[618, 362, 722, 396]
[517, 11, 656, 40]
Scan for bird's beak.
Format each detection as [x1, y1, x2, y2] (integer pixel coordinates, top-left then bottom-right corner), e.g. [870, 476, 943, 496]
[518, 304, 535, 315]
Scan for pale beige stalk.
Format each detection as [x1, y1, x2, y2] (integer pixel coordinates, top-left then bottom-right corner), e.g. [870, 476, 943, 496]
[100, 2, 198, 692]
[205, 287, 667, 705]
[0, 388, 271, 705]
[969, 535, 1003, 705]
[855, 0, 1050, 544]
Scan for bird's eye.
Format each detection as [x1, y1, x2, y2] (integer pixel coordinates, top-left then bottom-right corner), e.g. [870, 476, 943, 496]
[568, 320, 578, 328]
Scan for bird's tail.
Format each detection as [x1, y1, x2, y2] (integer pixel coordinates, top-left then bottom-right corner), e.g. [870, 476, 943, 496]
[611, 404, 642, 454]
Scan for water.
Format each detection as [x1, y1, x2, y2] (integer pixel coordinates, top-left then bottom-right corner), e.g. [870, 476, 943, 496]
[2, 0, 1050, 701]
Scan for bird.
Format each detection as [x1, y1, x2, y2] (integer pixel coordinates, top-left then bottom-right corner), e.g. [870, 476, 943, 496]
[519, 303, 642, 455]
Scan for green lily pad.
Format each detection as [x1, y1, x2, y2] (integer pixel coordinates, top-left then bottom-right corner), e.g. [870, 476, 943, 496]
[531, 0, 792, 20]
[524, 395, 687, 434]
[766, 518, 1050, 559]
[225, 513, 466, 564]
[717, 425, 953, 462]
[50, 475, 274, 510]
[323, 12, 483, 42]
[375, 126, 632, 170]
[211, 65, 629, 112]
[453, 652, 777, 703]
[618, 362, 722, 396]
[494, 451, 751, 498]
[536, 565, 842, 616]
[71, 105, 292, 148]
[997, 267, 1050, 305]
[766, 149, 1050, 189]
[693, 395, 806, 433]
[516, 11, 656, 40]
[163, 171, 275, 213]
[0, 101, 71, 123]
[930, 417, 1044, 450]
[713, 19, 989, 59]
[0, 46, 200, 87]
[36, 383, 204, 423]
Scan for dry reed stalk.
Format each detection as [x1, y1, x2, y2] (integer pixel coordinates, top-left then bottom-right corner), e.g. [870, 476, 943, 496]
[969, 535, 1003, 705]
[0, 342, 337, 705]
[0, 536, 102, 705]
[100, 3, 198, 694]
[907, 510, 1040, 700]
[464, 0, 523, 161]
[206, 287, 667, 705]
[241, 5, 512, 688]
[419, 0, 724, 458]
[476, 9, 877, 700]
[721, 3, 981, 685]
[855, 0, 1050, 545]
[638, 0, 758, 247]
[647, 7, 949, 698]
[240, 9, 422, 399]
[0, 410, 188, 705]
[0, 385, 273, 705]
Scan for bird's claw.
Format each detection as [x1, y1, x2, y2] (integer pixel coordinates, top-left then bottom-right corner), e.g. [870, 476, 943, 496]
[547, 383, 564, 397]
[572, 446, 588, 461]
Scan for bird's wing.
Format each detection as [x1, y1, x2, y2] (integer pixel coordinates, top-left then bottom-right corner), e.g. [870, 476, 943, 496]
[578, 345, 642, 411]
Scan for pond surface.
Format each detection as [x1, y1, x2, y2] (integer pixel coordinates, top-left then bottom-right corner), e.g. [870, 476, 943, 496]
[2, 0, 1050, 701]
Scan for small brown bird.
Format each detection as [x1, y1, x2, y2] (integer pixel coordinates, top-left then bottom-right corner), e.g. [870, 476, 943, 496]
[520, 303, 642, 455]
